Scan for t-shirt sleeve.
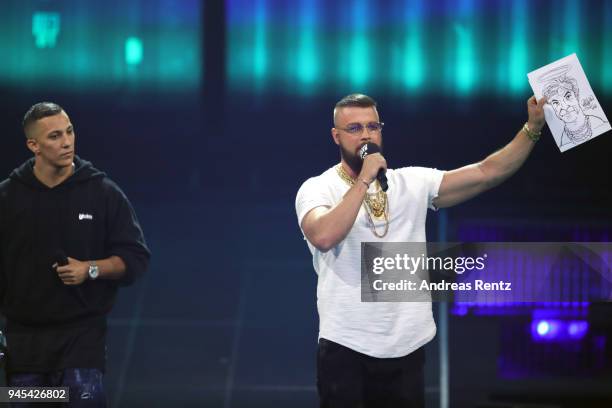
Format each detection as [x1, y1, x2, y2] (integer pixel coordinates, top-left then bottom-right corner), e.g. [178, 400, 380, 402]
[295, 177, 333, 228]
[425, 168, 445, 210]
[398, 167, 445, 211]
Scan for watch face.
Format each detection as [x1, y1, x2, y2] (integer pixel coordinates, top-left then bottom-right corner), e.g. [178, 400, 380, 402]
[89, 265, 99, 279]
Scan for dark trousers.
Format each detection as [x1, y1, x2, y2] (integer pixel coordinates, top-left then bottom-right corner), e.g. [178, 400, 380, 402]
[317, 338, 425, 408]
[7, 368, 106, 407]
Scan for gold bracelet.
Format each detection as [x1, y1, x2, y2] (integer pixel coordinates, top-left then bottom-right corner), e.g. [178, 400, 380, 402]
[360, 179, 370, 188]
[523, 122, 541, 142]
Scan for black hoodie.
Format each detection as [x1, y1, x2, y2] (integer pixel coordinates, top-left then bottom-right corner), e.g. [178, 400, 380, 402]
[0, 156, 150, 371]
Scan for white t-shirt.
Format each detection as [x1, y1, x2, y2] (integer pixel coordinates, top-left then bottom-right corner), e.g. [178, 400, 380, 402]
[295, 166, 445, 358]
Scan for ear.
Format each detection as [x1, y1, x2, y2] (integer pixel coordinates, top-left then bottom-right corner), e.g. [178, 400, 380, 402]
[331, 128, 340, 146]
[26, 138, 39, 155]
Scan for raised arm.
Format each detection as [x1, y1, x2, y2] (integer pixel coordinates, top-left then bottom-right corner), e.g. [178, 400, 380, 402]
[433, 96, 547, 209]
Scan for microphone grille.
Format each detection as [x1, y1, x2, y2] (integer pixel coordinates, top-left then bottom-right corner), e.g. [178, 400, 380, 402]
[359, 144, 369, 159]
[359, 142, 380, 159]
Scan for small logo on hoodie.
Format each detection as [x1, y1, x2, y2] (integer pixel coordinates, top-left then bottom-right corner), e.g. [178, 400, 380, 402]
[79, 213, 93, 221]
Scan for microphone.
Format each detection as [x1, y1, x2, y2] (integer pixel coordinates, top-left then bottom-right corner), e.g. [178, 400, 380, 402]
[359, 142, 388, 192]
[53, 250, 88, 307]
[53, 251, 69, 268]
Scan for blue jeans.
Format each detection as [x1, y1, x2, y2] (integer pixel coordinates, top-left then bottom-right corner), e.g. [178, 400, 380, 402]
[7, 368, 106, 407]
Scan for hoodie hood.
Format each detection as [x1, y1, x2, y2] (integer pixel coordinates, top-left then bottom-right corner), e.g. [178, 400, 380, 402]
[9, 156, 106, 190]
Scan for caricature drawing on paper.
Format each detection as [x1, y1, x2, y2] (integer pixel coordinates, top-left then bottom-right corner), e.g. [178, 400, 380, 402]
[540, 65, 608, 149]
[528, 54, 611, 152]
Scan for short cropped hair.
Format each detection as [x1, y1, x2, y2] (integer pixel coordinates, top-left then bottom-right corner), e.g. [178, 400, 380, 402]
[335, 93, 377, 109]
[334, 94, 377, 125]
[23, 102, 64, 139]
[542, 76, 580, 102]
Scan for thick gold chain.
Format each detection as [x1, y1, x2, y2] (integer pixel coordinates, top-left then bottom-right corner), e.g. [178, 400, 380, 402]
[335, 164, 389, 238]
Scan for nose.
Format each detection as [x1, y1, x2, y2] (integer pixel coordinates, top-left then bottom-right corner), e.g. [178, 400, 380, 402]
[61, 133, 72, 147]
[360, 130, 371, 142]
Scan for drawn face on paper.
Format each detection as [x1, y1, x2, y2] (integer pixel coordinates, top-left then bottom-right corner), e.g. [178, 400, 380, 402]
[549, 86, 581, 123]
[529, 55, 612, 152]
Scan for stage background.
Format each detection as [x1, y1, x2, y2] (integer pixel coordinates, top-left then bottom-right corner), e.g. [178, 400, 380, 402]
[1, 1, 611, 407]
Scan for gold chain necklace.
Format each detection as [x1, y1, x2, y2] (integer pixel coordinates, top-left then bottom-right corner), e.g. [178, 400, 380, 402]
[335, 164, 389, 238]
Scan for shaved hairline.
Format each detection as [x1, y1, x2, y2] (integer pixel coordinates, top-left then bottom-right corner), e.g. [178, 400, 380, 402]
[333, 105, 379, 127]
[24, 110, 69, 140]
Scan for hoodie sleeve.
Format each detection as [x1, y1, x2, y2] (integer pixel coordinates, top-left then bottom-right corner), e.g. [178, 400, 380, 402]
[103, 179, 151, 286]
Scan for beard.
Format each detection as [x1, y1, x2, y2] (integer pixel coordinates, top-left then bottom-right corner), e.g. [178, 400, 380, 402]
[339, 140, 384, 176]
[559, 106, 579, 123]
[339, 144, 362, 175]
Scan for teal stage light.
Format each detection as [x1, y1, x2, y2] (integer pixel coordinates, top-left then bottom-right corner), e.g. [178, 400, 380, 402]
[507, 0, 528, 95]
[347, 0, 370, 88]
[228, 0, 611, 98]
[125, 37, 143, 66]
[400, 0, 424, 91]
[3, 1, 609, 98]
[295, 0, 318, 88]
[32, 12, 61, 49]
[603, 2, 612, 93]
[0, 1, 201, 92]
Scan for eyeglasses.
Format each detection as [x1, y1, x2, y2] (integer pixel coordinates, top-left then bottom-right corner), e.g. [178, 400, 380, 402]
[337, 122, 384, 134]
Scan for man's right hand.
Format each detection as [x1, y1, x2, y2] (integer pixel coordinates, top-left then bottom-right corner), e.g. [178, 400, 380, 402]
[359, 153, 387, 185]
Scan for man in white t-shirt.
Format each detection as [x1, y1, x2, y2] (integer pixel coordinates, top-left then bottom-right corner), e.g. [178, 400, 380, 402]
[295, 93, 547, 408]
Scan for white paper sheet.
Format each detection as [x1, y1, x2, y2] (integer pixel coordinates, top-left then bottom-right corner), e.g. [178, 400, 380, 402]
[527, 53, 610, 152]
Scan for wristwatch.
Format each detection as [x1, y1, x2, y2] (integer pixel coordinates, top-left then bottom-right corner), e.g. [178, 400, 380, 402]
[88, 261, 99, 280]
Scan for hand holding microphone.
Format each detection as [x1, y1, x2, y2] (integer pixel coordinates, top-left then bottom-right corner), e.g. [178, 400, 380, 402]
[52, 250, 68, 269]
[358, 142, 388, 192]
[52, 251, 89, 285]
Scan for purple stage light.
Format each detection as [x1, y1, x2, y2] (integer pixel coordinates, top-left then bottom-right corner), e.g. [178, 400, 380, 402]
[532, 319, 559, 340]
[453, 304, 469, 316]
[531, 319, 589, 342]
[567, 321, 588, 339]
[536, 320, 550, 336]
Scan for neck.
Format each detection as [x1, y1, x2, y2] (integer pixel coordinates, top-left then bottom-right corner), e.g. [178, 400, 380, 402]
[565, 112, 587, 131]
[564, 115, 592, 143]
[340, 159, 361, 180]
[33, 160, 74, 188]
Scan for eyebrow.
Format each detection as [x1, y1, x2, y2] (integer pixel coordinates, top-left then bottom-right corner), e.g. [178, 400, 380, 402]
[46, 124, 73, 138]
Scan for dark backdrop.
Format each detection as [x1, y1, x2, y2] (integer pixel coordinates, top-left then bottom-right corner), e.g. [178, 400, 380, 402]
[1, 1, 611, 407]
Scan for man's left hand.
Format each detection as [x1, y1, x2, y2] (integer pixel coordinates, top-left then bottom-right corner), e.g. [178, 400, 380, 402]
[56, 257, 89, 285]
[527, 95, 547, 133]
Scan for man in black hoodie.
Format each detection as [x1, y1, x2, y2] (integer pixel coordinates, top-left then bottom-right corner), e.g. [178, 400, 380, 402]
[0, 102, 150, 406]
